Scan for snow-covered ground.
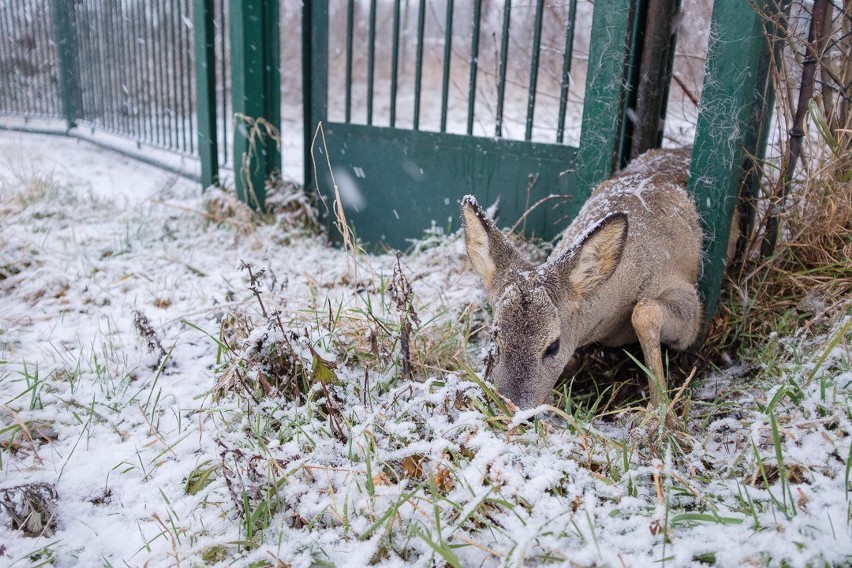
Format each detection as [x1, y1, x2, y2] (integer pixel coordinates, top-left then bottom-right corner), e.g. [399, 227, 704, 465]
[1, 130, 850, 567]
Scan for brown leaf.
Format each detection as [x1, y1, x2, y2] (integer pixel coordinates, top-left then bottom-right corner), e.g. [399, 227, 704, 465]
[402, 455, 424, 478]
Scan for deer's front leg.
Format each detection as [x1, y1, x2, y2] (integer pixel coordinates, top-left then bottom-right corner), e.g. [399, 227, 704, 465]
[631, 288, 702, 409]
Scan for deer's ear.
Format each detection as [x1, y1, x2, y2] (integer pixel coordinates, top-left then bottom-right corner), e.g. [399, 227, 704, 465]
[551, 213, 628, 298]
[461, 196, 525, 295]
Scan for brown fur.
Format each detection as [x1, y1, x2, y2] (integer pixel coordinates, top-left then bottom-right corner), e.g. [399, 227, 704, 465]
[462, 148, 704, 410]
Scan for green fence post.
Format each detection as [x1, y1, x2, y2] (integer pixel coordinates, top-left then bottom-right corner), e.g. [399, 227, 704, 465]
[263, 0, 281, 177]
[689, 0, 775, 323]
[575, 0, 635, 199]
[302, 0, 328, 191]
[51, 0, 82, 130]
[194, 0, 219, 189]
[230, 0, 279, 209]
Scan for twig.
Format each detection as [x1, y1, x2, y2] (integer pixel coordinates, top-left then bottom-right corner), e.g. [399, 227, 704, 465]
[240, 261, 268, 317]
[388, 255, 420, 382]
[672, 73, 699, 106]
[762, 0, 831, 257]
[509, 193, 572, 235]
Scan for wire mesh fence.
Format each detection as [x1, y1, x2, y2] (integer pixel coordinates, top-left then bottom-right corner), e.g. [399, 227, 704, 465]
[0, 0, 232, 167]
[0, 0, 63, 120]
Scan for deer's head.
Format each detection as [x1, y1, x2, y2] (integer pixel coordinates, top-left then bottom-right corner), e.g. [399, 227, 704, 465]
[461, 196, 628, 409]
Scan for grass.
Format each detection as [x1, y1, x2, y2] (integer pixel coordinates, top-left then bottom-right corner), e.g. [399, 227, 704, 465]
[178, 72, 852, 563]
[2, 15, 851, 563]
[182, 215, 848, 565]
[0, 218, 848, 567]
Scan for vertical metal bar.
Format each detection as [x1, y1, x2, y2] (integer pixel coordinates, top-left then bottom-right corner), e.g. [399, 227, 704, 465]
[115, 3, 129, 135]
[119, 3, 130, 134]
[156, 0, 169, 146]
[303, 0, 328, 189]
[495, 0, 511, 138]
[97, 3, 109, 127]
[231, 0, 260, 201]
[152, 0, 171, 148]
[466, 0, 482, 135]
[133, 2, 149, 144]
[219, 0, 229, 165]
[163, 0, 174, 147]
[126, 3, 138, 137]
[77, 2, 93, 124]
[176, 0, 189, 152]
[690, 0, 774, 324]
[167, 1, 181, 149]
[231, 0, 272, 209]
[556, 0, 577, 143]
[345, 0, 354, 123]
[184, 0, 196, 154]
[120, 6, 136, 137]
[30, 2, 43, 114]
[525, 0, 544, 141]
[366, 0, 376, 125]
[146, 0, 156, 141]
[52, 0, 82, 128]
[439, 0, 454, 132]
[4, 6, 23, 113]
[140, 2, 152, 143]
[180, 0, 191, 152]
[0, 7, 15, 112]
[183, 0, 197, 152]
[126, 5, 138, 136]
[148, 0, 161, 145]
[34, 1, 52, 115]
[576, 0, 632, 196]
[263, 0, 281, 174]
[15, 4, 29, 113]
[78, 1, 92, 121]
[195, 0, 219, 186]
[22, 7, 35, 113]
[97, 1, 109, 124]
[390, 0, 401, 127]
[413, 0, 426, 129]
[113, 3, 130, 136]
[30, 5, 41, 113]
[160, 0, 175, 149]
[616, 0, 647, 167]
[102, 3, 118, 132]
[630, 0, 677, 159]
[49, 0, 61, 116]
[653, 0, 682, 149]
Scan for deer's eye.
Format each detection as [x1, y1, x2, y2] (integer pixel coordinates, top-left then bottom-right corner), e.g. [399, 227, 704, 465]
[543, 338, 560, 358]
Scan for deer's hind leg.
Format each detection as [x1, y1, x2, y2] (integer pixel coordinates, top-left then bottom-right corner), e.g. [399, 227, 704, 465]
[630, 286, 702, 408]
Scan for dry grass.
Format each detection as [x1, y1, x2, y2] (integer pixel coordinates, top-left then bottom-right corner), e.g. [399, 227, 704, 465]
[706, 1, 852, 359]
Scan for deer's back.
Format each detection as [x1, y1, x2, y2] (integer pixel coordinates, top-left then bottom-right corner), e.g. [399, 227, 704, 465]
[552, 148, 702, 345]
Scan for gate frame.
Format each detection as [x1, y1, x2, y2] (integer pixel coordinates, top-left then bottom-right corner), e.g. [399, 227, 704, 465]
[689, 0, 780, 321]
[301, 0, 779, 326]
[303, 0, 639, 247]
[229, 0, 281, 209]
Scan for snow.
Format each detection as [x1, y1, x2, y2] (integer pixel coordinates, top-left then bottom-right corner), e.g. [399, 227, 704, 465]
[1, 130, 851, 567]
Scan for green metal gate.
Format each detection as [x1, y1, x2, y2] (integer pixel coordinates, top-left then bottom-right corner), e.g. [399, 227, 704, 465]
[304, 0, 777, 319]
[305, 0, 638, 247]
[0, 0, 780, 321]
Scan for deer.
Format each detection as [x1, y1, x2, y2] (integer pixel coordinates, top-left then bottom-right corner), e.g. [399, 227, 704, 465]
[461, 147, 707, 412]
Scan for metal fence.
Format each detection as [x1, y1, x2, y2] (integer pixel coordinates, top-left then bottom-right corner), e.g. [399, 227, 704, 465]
[324, 0, 586, 145]
[0, 0, 231, 170]
[0, 0, 61, 119]
[1, 0, 782, 321]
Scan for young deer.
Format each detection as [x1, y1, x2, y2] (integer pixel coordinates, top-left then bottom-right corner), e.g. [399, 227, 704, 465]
[462, 148, 704, 411]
